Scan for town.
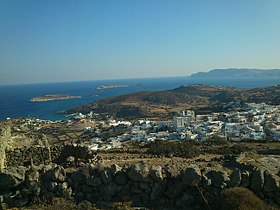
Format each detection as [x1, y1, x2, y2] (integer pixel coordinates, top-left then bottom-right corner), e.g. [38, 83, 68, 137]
[4, 102, 280, 151]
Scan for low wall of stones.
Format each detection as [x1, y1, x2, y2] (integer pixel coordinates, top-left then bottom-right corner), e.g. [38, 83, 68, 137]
[0, 161, 279, 209]
[5, 144, 97, 167]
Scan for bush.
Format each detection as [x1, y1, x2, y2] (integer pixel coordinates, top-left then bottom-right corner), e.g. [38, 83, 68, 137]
[207, 134, 228, 145]
[145, 139, 199, 158]
[213, 187, 264, 210]
[216, 144, 250, 155]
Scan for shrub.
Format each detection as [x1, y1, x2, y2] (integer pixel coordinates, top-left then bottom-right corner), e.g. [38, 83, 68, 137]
[207, 134, 228, 145]
[145, 139, 199, 158]
[213, 187, 264, 210]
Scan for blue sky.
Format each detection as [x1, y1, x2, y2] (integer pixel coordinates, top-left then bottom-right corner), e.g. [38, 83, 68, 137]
[0, 0, 279, 84]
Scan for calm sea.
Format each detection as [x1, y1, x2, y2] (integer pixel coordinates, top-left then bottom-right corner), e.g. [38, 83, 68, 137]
[0, 77, 279, 121]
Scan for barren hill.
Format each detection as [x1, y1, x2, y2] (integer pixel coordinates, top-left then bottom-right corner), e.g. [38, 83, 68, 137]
[62, 85, 280, 119]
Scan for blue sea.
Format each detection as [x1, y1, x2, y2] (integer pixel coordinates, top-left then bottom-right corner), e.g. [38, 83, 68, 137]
[0, 77, 279, 121]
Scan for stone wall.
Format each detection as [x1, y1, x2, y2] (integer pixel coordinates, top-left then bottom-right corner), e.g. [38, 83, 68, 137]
[0, 161, 279, 209]
[5, 144, 98, 167]
[0, 126, 12, 172]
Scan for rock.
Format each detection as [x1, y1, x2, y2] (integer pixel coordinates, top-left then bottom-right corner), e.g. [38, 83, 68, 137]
[139, 182, 150, 191]
[111, 164, 122, 175]
[202, 174, 212, 188]
[61, 187, 72, 198]
[131, 182, 142, 194]
[131, 194, 142, 206]
[82, 184, 92, 193]
[71, 167, 91, 184]
[26, 168, 40, 186]
[99, 182, 119, 200]
[57, 182, 68, 191]
[164, 164, 181, 178]
[114, 172, 128, 186]
[151, 181, 167, 200]
[100, 169, 112, 184]
[150, 165, 163, 182]
[263, 170, 280, 192]
[86, 177, 102, 188]
[204, 170, 229, 189]
[250, 169, 264, 193]
[14, 197, 28, 207]
[75, 191, 85, 202]
[0, 203, 9, 210]
[175, 191, 195, 208]
[240, 170, 250, 188]
[0, 166, 26, 192]
[229, 168, 241, 187]
[166, 180, 184, 199]
[50, 166, 66, 182]
[127, 162, 150, 182]
[182, 166, 201, 186]
[66, 156, 75, 166]
[48, 182, 58, 192]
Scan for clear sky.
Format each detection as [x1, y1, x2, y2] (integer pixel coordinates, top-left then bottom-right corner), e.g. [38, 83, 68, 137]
[0, 0, 279, 84]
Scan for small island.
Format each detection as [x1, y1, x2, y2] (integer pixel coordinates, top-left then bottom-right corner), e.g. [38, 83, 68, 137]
[97, 84, 128, 90]
[30, 94, 82, 102]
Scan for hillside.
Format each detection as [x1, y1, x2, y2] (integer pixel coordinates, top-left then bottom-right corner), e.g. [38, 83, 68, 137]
[62, 85, 280, 119]
[189, 68, 280, 78]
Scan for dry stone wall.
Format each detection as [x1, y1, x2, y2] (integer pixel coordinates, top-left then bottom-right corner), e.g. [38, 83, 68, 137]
[0, 127, 12, 172]
[5, 144, 98, 167]
[0, 161, 279, 209]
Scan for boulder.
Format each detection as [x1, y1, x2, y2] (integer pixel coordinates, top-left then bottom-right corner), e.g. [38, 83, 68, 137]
[150, 165, 163, 182]
[175, 191, 195, 209]
[0, 166, 26, 192]
[127, 162, 150, 182]
[26, 168, 40, 185]
[111, 164, 122, 175]
[101, 168, 112, 184]
[229, 168, 241, 187]
[86, 177, 102, 188]
[50, 166, 66, 182]
[99, 182, 119, 201]
[263, 170, 280, 193]
[240, 170, 250, 188]
[114, 172, 128, 186]
[182, 166, 201, 186]
[166, 180, 184, 199]
[151, 181, 167, 200]
[164, 164, 181, 178]
[250, 169, 264, 193]
[204, 170, 229, 189]
[71, 167, 91, 184]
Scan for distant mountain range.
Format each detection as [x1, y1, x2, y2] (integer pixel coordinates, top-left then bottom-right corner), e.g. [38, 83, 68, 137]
[189, 68, 280, 78]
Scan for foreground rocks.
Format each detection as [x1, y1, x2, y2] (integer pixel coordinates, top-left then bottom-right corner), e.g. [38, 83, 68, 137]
[0, 158, 280, 209]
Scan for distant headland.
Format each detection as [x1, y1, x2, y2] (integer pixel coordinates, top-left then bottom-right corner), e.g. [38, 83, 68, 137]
[189, 68, 280, 78]
[30, 94, 81, 102]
